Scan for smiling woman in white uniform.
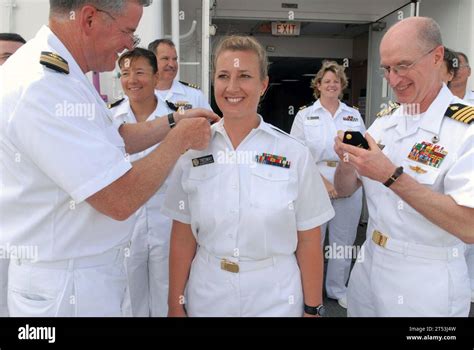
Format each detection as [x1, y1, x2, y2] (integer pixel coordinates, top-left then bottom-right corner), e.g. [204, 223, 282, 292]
[110, 48, 172, 317]
[162, 36, 334, 317]
[290, 61, 365, 308]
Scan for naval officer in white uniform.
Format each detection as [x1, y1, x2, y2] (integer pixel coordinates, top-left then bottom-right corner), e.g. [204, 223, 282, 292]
[111, 47, 213, 317]
[148, 39, 211, 115]
[0, 0, 218, 317]
[291, 60, 365, 309]
[163, 35, 334, 317]
[334, 17, 473, 317]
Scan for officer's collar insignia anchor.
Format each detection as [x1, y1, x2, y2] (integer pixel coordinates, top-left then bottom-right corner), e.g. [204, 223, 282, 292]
[256, 153, 291, 169]
[444, 103, 474, 125]
[192, 154, 214, 167]
[40, 51, 69, 74]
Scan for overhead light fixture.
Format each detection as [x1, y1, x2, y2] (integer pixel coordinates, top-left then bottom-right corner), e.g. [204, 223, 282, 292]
[281, 79, 300, 82]
[270, 83, 282, 85]
[302, 74, 316, 77]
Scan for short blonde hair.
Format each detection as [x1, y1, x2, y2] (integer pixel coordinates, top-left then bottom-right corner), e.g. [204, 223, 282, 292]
[310, 60, 348, 99]
[212, 35, 268, 80]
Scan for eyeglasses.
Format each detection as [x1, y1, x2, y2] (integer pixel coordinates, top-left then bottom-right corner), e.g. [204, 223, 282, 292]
[96, 8, 141, 49]
[379, 47, 437, 78]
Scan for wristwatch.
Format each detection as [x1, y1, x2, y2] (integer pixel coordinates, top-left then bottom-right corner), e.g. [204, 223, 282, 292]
[383, 166, 403, 187]
[167, 112, 176, 128]
[304, 303, 326, 316]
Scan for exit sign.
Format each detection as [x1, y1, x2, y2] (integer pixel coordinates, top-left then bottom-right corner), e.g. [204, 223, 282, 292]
[271, 22, 301, 36]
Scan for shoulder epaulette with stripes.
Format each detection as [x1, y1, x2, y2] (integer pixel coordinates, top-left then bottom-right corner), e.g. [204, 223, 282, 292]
[444, 103, 473, 124]
[179, 81, 200, 89]
[108, 98, 125, 109]
[39, 51, 69, 74]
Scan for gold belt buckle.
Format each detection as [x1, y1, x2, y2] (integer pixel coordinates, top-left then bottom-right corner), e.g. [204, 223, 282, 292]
[326, 161, 338, 167]
[372, 230, 388, 248]
[220, 259, 239, 273]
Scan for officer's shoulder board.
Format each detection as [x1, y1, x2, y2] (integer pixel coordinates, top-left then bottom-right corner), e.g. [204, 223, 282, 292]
[108, 98, 125, 109]
[179, 80, 200, 89]
[444, 103, 474, 125]
[352, 105, 359, 111]
[39, 51, 69, 74]
[376, 101, 400, 118]
[299, 104, 309, 111]
[269, 125, 305, 146]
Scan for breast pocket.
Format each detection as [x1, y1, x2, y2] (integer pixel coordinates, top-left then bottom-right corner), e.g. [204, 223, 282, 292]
[303, 119, 325, 150]
[250, 165, 293, 209]
[184, 164, 221, 219]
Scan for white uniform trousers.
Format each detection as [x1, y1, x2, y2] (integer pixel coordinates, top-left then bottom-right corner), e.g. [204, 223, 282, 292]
[466, 244, 474, 300]
[320, 188, 362, 300]
[8, 245, 131, 317]
[347, 237, 470, 317]
[125, 241, 170, 317]
[125, 195, 171, 317]
[185, 247, 303, 317]
[0, 259, 9, 316]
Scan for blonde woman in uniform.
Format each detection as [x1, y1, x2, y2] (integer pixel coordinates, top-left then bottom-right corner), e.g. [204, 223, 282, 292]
[162, 36, 334, 317]
[291, 61, 365, 308]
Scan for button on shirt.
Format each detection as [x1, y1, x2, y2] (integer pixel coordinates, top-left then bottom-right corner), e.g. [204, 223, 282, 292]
[291, 100, 365, 181]
[0, 26, 133, 261]
[363, 85, 473, 247]
[156, 79, 211, 113]
[162, 116, 335, 260]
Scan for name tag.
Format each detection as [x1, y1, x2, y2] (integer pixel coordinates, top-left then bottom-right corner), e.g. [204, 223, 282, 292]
[192, 154, 214, 167]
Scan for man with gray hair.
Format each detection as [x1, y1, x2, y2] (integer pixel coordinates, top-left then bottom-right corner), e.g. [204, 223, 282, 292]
[334, 17, 473, 316]
[0, 0, 218, 317]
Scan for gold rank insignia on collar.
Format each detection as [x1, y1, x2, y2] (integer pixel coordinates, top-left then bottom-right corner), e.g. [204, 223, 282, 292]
[255, 153, 291, 169]
[179, 80, 200, 89]
[444, 103, 474, 124]
[40, 51, 69, 74]
[376, 101, 400, 118]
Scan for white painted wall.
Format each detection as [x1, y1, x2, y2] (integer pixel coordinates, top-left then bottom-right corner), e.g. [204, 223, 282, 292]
[418, 0, 474, 90]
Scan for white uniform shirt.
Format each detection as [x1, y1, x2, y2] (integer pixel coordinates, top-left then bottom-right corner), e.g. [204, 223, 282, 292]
[291, 100, 366, 181]
[463, 90, 474, 105]
[0, 26, 134, 261]
[363, 85, 473, 247]
[162, 116, 335, 260]
[155, 79, 211, 113]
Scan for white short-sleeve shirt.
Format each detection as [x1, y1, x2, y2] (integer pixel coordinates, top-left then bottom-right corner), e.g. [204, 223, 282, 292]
[0, 26, 134, 261]
[362, 85, 473, 247]
[162, 116, 335, 260]
[290, 100, 365, 182]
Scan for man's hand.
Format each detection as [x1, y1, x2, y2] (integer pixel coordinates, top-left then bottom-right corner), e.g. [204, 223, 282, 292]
[174, 108, 220, 125]
[334, 131, 396, 183]
[170, 117, 212, 152]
